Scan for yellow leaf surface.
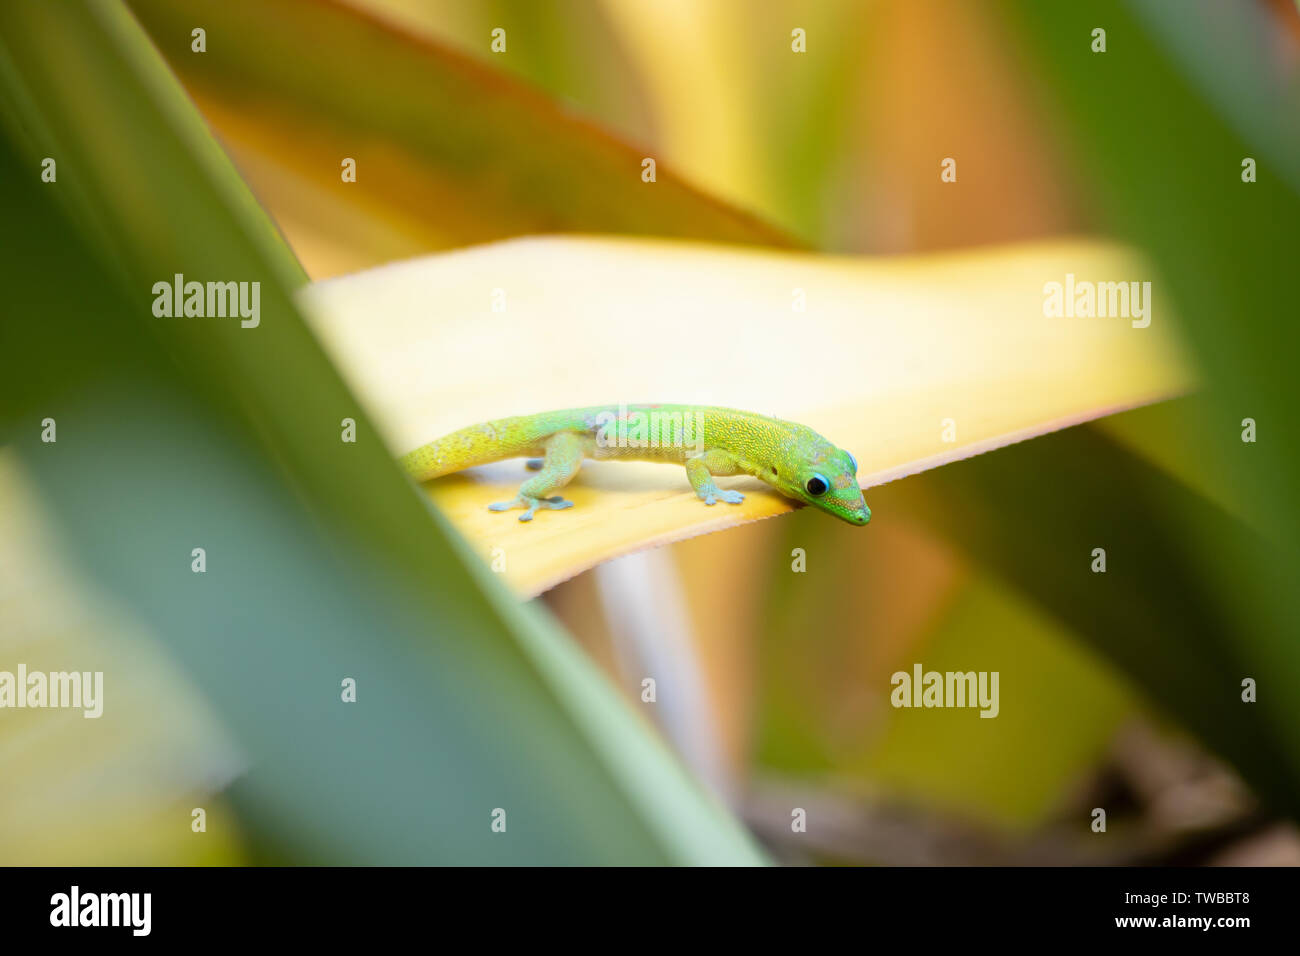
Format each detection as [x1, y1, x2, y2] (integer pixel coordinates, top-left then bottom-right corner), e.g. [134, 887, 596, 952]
[298, 236, 1195, 596]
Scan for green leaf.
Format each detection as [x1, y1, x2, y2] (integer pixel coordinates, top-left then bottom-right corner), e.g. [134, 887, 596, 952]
[881, 418, 1300, 816]
[0, 0, 762, 865]
[992, 0, 1300, 813]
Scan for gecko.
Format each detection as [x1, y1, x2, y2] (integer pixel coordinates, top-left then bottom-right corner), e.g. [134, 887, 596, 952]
[400, 404, 871, 525]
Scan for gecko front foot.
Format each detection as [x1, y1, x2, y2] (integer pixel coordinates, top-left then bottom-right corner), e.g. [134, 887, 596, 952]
[700, 488, 744, 506]
[488, 494, 575, 521]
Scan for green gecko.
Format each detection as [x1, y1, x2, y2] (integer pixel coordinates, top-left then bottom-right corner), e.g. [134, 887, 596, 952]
[401, 404, 870, 525]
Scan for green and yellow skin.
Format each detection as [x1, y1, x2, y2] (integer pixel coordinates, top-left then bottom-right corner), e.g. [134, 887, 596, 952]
[401, 404, 870, 525]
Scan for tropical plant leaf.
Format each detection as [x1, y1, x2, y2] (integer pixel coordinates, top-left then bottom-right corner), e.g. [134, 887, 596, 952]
[0, 0, 762, 865]
[0, 460, 247, 864]
[126, 0, 794, 280]
[994, 0, 1300, 814]
[299, 235, 1194, 596]
[873, 419, 1300, 817]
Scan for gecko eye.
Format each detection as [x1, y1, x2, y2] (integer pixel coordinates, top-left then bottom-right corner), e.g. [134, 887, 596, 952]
[845, 452, 858, 474]
[805, 474, 829, 497]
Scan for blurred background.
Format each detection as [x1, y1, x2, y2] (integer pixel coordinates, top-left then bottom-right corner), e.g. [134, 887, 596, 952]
[3, 0, 1300, 865]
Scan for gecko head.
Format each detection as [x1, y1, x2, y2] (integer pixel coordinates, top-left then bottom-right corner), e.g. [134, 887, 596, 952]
[772, 438, 870, 525]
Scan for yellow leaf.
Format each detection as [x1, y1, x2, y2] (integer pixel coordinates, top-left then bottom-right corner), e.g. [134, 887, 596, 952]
[299, 236, 1195, 595]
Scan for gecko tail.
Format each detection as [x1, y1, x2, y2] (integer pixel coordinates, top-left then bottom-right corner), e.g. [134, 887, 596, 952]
[399, 416, 550, 482]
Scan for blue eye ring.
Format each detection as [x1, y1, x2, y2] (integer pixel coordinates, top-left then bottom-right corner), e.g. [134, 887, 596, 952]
[845, 451, 857, 474]
[805, 473, 829, 497]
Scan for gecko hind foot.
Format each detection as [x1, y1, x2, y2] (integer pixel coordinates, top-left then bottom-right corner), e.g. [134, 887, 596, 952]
[489, 494, 575, 521]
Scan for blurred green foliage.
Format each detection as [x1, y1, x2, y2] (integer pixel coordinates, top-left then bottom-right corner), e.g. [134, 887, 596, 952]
[0, 0, 762, 864]
[994, 0, 1300, 803]
[753, 0, 1300, 830]
[1, 0, 1296, 864]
